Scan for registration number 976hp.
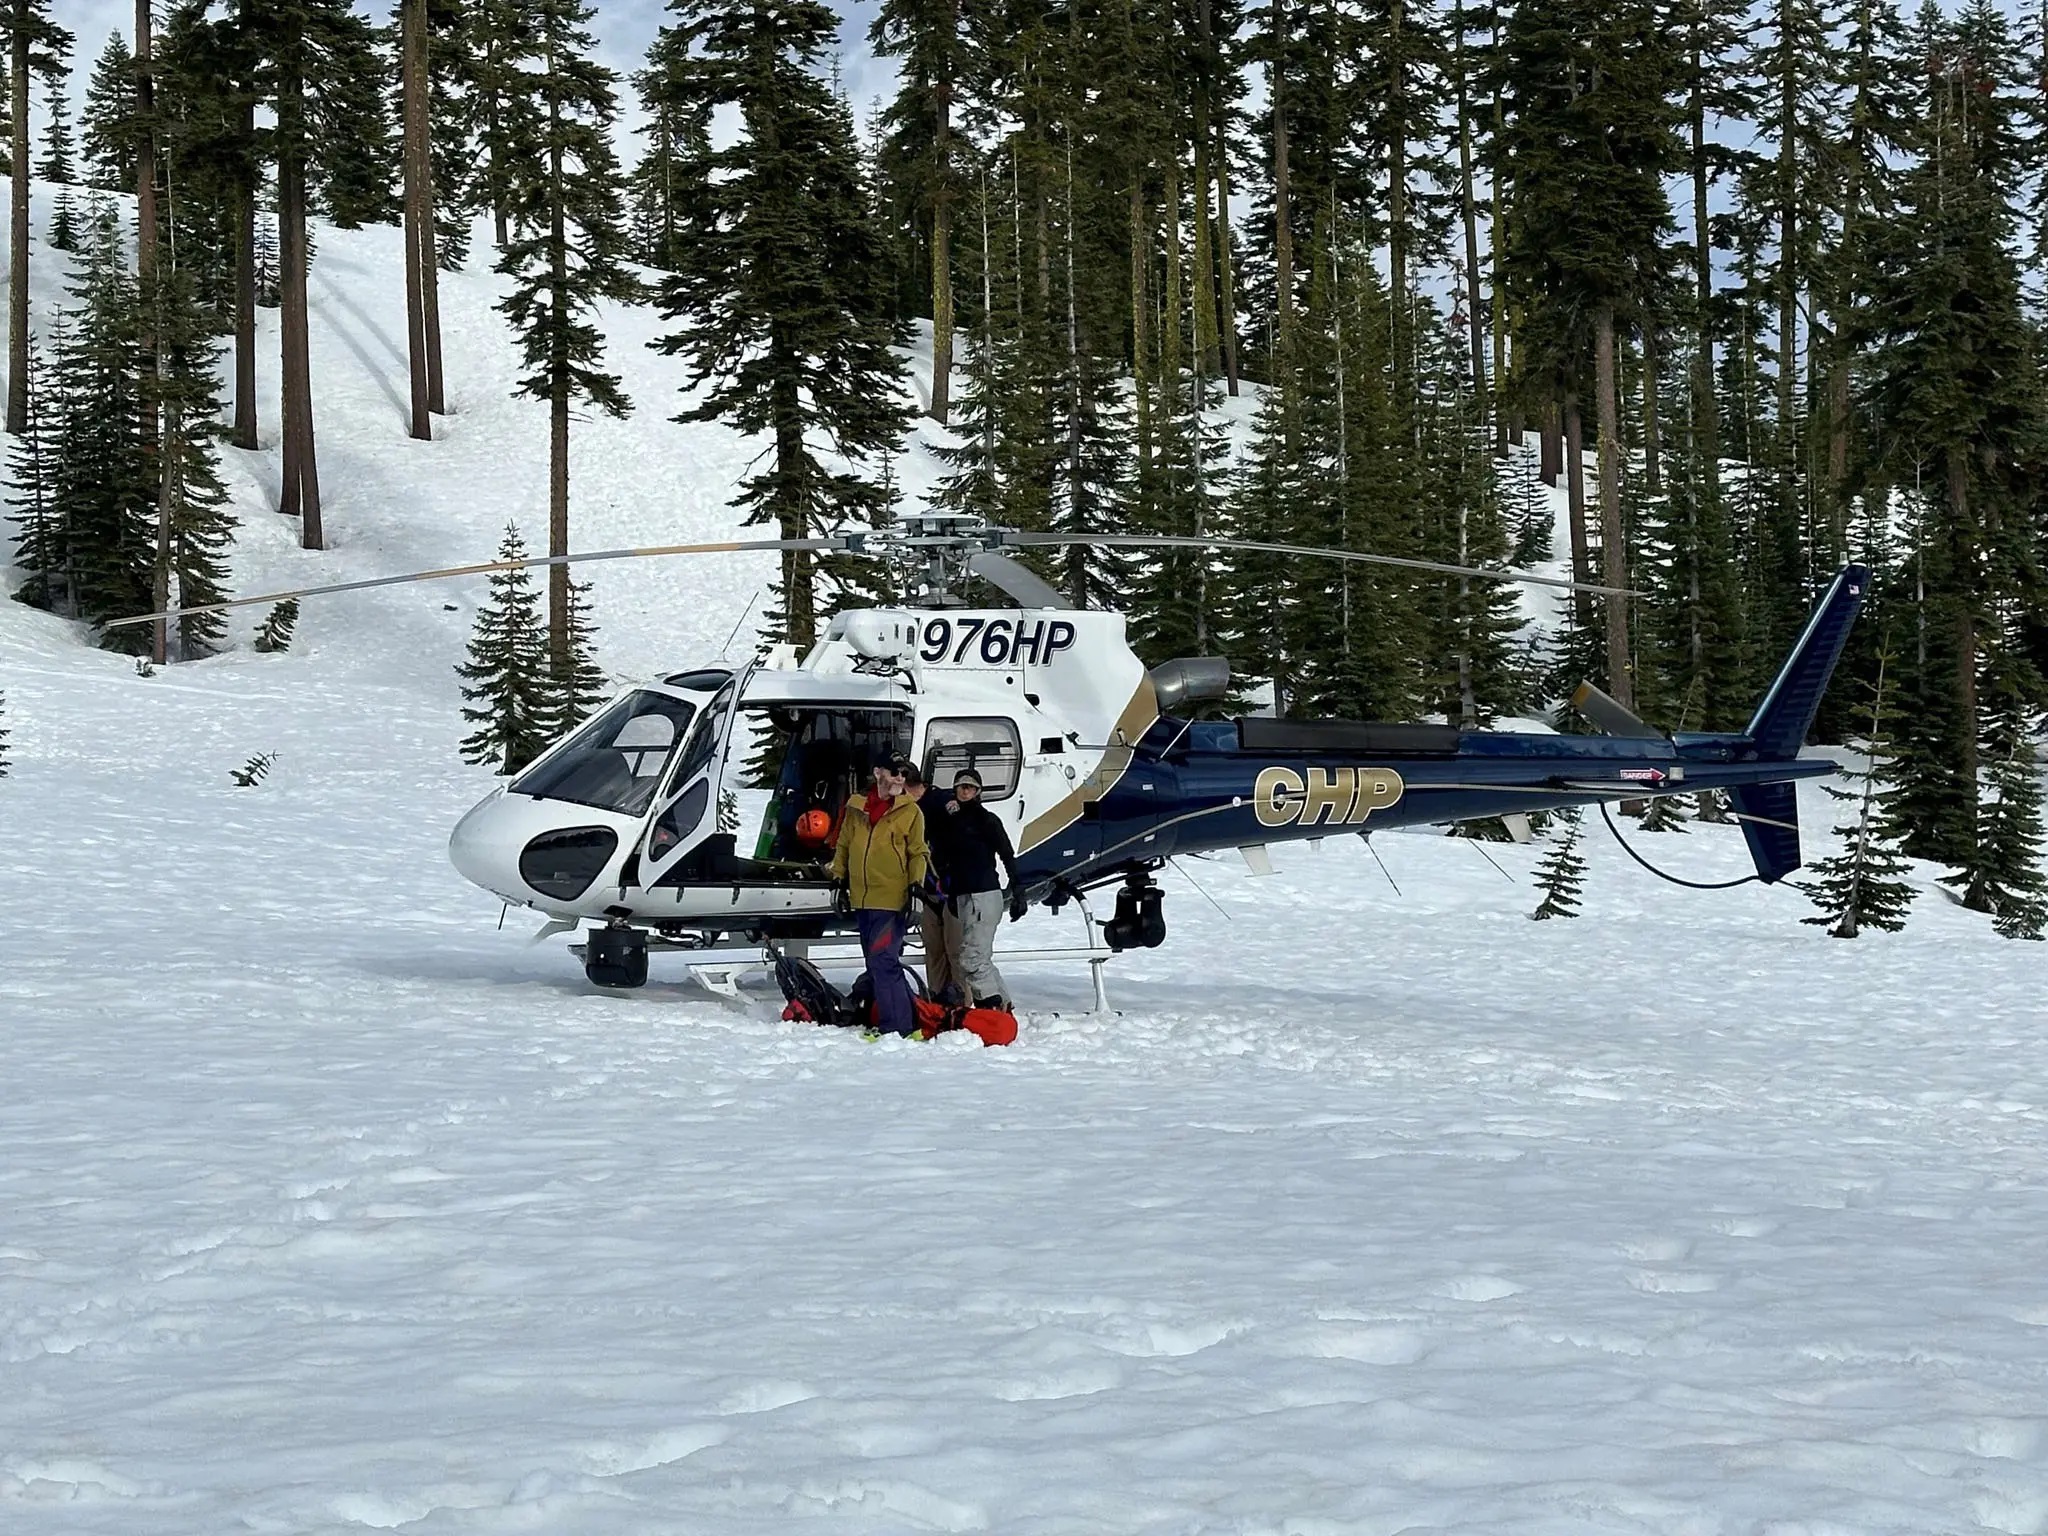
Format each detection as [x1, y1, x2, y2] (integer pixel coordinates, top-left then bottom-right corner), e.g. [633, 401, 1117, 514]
[920, 617, 1078, 666]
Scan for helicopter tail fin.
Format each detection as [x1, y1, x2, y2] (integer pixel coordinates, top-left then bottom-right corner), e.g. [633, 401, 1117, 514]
[1744, 564, 1872, 762]
[1725, 564, 1872, 885]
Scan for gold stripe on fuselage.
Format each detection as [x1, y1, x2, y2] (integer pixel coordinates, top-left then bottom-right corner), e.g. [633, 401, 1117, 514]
[1018, 676, 1161, 853]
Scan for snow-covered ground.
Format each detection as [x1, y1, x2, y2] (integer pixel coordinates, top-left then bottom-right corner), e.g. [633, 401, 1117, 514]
[7, 189, 2048, 1534]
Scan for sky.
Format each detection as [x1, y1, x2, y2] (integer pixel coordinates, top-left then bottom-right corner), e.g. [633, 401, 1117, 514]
[52, 2, 896, 137]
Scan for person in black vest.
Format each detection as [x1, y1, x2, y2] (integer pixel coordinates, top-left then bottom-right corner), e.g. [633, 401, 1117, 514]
[927, 766, 1024, 1009]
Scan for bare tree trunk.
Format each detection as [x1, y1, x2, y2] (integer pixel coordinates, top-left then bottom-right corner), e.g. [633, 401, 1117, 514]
[928, 1, 955, 424]
[1387, 0, 1408, 384]
[547, 84, 569, 671]
[1541, 401, 1562, 485]
[279, 126, 322, 547]
[233, 165, 258, 449]
[1454, 0, 1487, 435]
[1163, 158, 1182, 388]
[1490, 15, 1510, 454]
[1641, 325, 1662, 496]
[1129, 181, 1151, 464]
[1565, 392, 1590, 628]
[402, 0, 432, 440]
[1269, 0, 1294, 363]
[1595, 302, 1631, 707]
[1191, 0, 1218, 378]
[6, 7, 28, 436]
[135, 0, 158, 447]
[1214, 116, 1240, 394]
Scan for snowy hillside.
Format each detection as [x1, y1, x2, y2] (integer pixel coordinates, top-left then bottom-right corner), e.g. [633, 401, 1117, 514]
[7, 192, 2048, 1535]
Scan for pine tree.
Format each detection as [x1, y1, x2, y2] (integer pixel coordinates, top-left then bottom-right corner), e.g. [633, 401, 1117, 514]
[4, 331, 62, 610]
[34, 30, 71, 182]
[241, 0, 398, 547]
[253, 599, 300, 652]
[457, 525, 554, 774]
[6, 0, 72, 437]
[145, 257, 238, 661]
[1802, 646, 1917, 937]
[44, 204, 155, 647]
[869, 0, 964, 423]
[79, 32, 133, 190]
[1531, 808, 1588, 918]
[655, 0, 912, 652]
[492, 0, 638, 686]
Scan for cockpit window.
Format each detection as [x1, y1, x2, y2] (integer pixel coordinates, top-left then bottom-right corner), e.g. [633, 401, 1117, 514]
[512, 691, 697, 816]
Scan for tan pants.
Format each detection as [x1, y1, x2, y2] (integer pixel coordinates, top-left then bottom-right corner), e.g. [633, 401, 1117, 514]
[920, 904, 962, 999]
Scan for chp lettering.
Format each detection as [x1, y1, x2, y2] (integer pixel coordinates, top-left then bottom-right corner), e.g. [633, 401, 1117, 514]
[1252, 765, 1405, 828]
[919, 616, 1078, 666]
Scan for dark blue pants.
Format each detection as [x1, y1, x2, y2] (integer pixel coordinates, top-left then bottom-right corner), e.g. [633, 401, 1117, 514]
[856, 909, 914, 1034]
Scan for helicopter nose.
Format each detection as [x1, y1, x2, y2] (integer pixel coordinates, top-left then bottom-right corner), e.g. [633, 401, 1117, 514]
[448, 788, 530, 903]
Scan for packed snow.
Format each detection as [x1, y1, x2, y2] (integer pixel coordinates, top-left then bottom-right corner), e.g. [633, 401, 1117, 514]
[6, 189, 2048, 1534]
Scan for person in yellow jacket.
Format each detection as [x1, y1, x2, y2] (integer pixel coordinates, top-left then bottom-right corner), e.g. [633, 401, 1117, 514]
[830, 756, 930, 1036]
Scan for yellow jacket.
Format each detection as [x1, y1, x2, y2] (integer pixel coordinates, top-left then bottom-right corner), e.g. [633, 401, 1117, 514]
[830, 794, 929, 911]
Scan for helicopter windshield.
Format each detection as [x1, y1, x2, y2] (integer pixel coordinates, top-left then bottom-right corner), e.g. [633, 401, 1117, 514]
[511, 691, 698, 817]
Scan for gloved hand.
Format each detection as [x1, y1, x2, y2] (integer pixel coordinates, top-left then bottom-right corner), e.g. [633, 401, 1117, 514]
[912, 877, 943, 910]
[1006, 884, 1028, 922]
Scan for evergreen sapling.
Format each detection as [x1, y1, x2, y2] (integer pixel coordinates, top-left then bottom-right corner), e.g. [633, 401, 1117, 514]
[1801, 647, 1916, 937]
[253, 599, 300, 653]
[1531, 808, 1588, 920]
[456, 525, 553, 774]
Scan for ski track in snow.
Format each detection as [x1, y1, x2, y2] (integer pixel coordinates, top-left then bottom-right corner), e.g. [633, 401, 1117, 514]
[6, 186, 2048, 1534]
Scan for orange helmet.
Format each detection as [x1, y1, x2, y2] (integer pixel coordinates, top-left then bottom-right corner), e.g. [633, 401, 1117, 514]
[795, 808, 834, 845]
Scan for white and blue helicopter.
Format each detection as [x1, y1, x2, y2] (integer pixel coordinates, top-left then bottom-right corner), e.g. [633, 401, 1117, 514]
[121, 515, 1868, 989]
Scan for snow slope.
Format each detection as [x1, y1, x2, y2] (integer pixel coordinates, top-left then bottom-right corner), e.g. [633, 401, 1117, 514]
[7, 189, 2048, 1535]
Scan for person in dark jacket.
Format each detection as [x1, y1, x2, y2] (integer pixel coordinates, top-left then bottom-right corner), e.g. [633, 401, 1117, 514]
[928, 766, 1023, 1009]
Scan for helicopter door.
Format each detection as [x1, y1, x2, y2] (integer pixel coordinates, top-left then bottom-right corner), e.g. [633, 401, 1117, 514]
[636, 672, 746, 886]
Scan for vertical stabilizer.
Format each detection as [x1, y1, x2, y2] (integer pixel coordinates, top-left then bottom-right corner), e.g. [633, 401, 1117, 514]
[1745, 565, 1872, 761]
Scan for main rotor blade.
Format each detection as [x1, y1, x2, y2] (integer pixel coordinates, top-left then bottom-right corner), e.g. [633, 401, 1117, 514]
[965, 550, 1072, 610]
[997, 532, 1640, 598]
[103, 536, 846, 630]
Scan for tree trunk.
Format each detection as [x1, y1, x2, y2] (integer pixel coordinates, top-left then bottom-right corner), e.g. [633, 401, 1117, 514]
[1948, 443, 1979, 884]
[402, 0, 432, 440]
[1540, 402, 1562, 485]
[1776, 0, 1799, 597]
[547, 72, 568, 670]
[1214, 116, 1240, 394]
[1270, 0, 1294, 364]
[1595, 302, 1631, 707]
[1191, 0, 1218, 378]
[1454, 0, 1487, 434]
[1641, 325, 1662, 496]
[233, 160, 258, 449]
[279, 125, 322, 546]
[6, 10, 27, 436]
[154, 383, 179, 667]
[1162, 157, 1182, 388]
[1387, 0, 1408, 385]
[928, 7, 954, 424]
[135, 0, 158, 449]
[1129, 180, 1151, 462]
[1564, 392, 1590, 627]
[1490, 16, 1510, 454]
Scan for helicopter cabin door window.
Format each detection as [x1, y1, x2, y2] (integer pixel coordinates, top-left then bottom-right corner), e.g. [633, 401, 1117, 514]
[923, 718, 1023, 800]
[644, 678, 740, 866]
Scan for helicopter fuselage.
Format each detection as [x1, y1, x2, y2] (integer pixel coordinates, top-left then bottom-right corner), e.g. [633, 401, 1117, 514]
[449, 567, 1866, 965]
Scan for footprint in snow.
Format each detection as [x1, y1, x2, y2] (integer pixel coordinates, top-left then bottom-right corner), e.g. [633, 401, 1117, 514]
[1432, 1274, 1523, 1302]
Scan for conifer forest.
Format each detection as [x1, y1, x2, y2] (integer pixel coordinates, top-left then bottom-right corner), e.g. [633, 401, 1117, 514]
[5, 0, 2048, 936]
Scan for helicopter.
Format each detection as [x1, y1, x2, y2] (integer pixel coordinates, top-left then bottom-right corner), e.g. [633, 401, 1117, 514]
[115, 514, 1870, 991]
